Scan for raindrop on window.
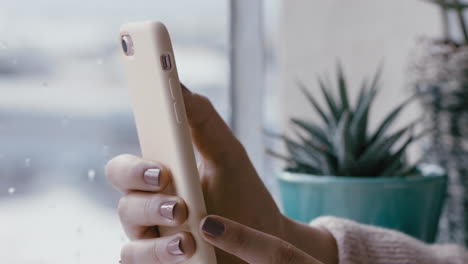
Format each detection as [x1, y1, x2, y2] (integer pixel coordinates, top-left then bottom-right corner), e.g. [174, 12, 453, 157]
[102, 145, 110, 156]
[96, 58, 104, 65]
[61, 116, 69, 126]
[8, 187, 15, 195]
[25, 158, 31, 167]
[0, 41, 7, 49]
[42, 81, 48, 87]
[88, 169, 96, 181]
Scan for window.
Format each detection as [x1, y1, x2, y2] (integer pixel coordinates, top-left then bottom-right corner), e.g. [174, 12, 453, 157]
[0, 1, 229, 262]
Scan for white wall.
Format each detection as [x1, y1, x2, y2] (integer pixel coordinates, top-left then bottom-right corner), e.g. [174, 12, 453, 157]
[279, 0, 441, 140]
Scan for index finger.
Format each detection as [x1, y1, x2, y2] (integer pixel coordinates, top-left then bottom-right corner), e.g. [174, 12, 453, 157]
[181, 84, 247, 167]
[199, 215, 323, 264]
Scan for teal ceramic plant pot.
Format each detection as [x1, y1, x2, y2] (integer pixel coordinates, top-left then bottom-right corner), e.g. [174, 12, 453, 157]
[277, 164, 447, 243]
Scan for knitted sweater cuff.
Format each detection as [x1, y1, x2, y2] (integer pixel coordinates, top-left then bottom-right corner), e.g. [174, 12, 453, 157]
[310, 216, 467, 264]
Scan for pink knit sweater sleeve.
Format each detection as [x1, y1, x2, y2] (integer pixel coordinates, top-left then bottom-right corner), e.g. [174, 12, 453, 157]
[310, 216, 468, 264]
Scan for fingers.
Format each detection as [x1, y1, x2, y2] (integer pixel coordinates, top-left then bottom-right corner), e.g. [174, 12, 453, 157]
[181, 84, 246, 166]
[118, 192, 188, 239]
[105, 154, 171, 193]
[120, 232, 196, 264]
[199, 215, 323, 264]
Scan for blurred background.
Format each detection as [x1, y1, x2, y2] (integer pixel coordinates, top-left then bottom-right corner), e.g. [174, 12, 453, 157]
[2, 0, 468, 262]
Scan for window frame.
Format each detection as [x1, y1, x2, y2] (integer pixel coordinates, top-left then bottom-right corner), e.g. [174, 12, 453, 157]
[229, 0, 265, 175]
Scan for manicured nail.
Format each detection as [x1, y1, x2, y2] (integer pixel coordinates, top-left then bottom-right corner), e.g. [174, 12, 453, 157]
[167, 237, 184, 255]
[202, 217, 225, 237]
[160, 201, 177, 220]
[143, 168, 160, 186]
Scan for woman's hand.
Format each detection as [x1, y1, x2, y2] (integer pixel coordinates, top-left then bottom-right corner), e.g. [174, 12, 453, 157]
[106, 155, 196, 263]
[199, 215, 323, 264]
[105, 85, 338, 263]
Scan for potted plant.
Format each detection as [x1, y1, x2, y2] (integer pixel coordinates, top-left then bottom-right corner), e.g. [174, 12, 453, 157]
[408, 0, 468, 245]
[270, 65, 447, 243]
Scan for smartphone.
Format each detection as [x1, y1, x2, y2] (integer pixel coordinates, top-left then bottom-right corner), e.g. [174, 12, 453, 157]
[119, 21, 217, 264]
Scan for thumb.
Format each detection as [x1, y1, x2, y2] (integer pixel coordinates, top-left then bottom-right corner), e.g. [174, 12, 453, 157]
[180, 84, 246, 166]
[199, 215, 323, 264]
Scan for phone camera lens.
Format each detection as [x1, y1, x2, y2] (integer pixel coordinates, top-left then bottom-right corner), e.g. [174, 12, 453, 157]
[121, 34, 134, 56]
[122, 39, 128, 53]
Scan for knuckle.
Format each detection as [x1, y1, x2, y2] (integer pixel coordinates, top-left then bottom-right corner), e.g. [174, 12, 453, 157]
[231, 138, 247, 159]
[192, 94, 215, 124]
[142, 196, 156, 223]
[229, 228, 250, 255]
[197, 94, 213, 107]
[217, 138, 248, 170]
[117, 196, 130, 219]
[274, 241, 299, 264]
[151, 240, 163, 263]
[120, 243, 134, 264]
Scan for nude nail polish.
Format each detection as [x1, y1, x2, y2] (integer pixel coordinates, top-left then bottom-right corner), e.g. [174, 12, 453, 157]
[143, 168, 160, 186]
[202, 217, 225, 237]
[167, 237, 184, 255]
[160, 201, 177, 220]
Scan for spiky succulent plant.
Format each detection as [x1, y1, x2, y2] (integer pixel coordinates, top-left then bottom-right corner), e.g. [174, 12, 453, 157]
[270, 65, 426, 177]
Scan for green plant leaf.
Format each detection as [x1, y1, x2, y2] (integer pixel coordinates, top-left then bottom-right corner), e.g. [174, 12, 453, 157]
[291, 127, 330, 156]
[350, 82, 378, 156]
[358, 123, 413, 168]
[290, 118, 331, 148]
[293, 128, 332, 154]
[393, 164, 419, 177]
[270, 63, 429, 178]
[291, 126, 338, 175]
[285, 165, 322, 174]
[319, 154, 337, 175]
[379, 133, 415, 176]
[369, 63, 383, 101]
[424, 0, 468, 10]
[334, 112, 355, 175]
[368, 95, 415, 147]
[318, 77, 341, 122]
[350, 65, 381, 156]
[369, 62, 383, 94]
[296, 80, 330, 125]
[267, 149, 321, 174]
[379, 159, 404, 177]
[355, 79, 368, 110]
[267, 132, 323, 165]
[337, 63, 350, 110]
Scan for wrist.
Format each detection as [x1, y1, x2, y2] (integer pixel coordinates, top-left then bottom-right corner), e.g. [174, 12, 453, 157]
[281, 216, 338, 264]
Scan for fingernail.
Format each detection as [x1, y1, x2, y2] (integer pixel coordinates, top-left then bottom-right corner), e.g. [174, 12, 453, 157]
[181, 83, 192, 94]
[143, 168, 160, 186]
[160, 201, 177, 220]
[202, 217, 225, 237]
[167, 237, 184, 255]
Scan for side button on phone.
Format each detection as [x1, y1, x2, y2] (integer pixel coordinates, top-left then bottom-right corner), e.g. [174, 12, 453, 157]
[169, 78, 176, 99]
[173, 102, 181, 124]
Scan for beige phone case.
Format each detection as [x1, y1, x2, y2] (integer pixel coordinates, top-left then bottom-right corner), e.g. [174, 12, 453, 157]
[120, 21, 217, 264]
